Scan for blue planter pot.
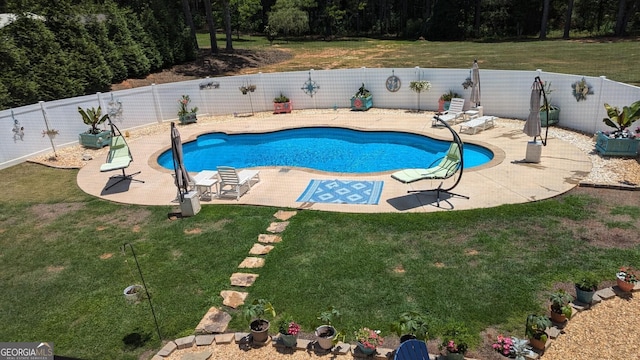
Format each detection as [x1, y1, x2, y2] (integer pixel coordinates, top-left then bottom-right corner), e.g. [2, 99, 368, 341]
[79, 130, 112, 149]
[540, 107, 560, 127]
[356, 342, 376, 355]
[279, 334, 297, 348]
[179, 113, 198, 124]
[575, 286, 595, 304]
[595, 132, 640, 156]
[350, 95, 373, 111]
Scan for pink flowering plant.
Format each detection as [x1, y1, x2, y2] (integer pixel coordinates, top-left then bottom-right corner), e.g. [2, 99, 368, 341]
[492, 334, 513, 356]
[617, 266, 638, 283]
[439, 322, 470, 355]
[278, 319, 301, 336]
[177, 95, 198, 117]
[354, 327, 384, 350]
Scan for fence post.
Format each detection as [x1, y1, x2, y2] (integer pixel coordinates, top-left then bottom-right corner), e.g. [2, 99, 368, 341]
[151, 84, 164, 123]
[39, 100, 57, 158]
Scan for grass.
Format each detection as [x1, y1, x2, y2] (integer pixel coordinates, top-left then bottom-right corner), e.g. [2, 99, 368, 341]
[3, 37, 640, 358]
[1, 163, 639, 359]
[197, 33, 640, 85]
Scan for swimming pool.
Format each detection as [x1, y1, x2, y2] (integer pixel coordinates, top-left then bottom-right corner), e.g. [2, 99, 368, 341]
[157, 127, 494, 173]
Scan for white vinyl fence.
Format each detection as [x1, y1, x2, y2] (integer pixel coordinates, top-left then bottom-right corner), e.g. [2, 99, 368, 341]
[1, 68, 639, 169]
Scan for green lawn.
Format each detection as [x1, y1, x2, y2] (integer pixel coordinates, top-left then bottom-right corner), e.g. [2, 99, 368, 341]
[1, 163, 639, 359]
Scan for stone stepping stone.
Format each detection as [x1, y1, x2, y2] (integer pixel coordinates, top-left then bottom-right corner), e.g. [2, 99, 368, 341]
[220, 290, 248, 308]
[258, 234, 282, 244]
[215, 333, 234, 344]
[195, 334, 215, 346]
[266, 221, 289, 233]
[175, 335, 195, 349]
[238, 257, 265, 268]
[195, 307, 232, 334]
[156, 341, 177, 357]
[181, 351, 212, 360]
[249, 243, 274, 255]
[230, 272, 259, 287]
[274, 210, 297, 221]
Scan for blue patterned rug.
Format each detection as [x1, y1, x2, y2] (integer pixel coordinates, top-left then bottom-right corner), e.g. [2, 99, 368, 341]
[296, 180, 384, 205]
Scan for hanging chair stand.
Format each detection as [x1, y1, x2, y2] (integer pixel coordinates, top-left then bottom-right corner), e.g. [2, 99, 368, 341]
[408, 116, 469, 207]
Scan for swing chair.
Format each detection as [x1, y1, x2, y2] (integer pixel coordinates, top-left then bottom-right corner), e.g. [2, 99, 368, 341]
[99, 117, 144, 190]
[391, 116, 469, 207]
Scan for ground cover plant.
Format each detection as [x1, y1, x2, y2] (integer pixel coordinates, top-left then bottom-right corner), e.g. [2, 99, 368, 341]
[1, 162, 639, 359]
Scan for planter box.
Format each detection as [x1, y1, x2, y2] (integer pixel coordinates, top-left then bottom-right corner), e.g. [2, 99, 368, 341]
[350, 95, 373, 111]
[179, 113, 197, 124]
[79, 130, 112, 149]
[540, 107, 560, 127]
[595, 132, 640, 156]
[273, 101, 292, 114]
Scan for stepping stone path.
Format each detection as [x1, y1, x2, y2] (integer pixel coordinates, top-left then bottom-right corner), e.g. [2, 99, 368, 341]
[219, 290, 247, 309]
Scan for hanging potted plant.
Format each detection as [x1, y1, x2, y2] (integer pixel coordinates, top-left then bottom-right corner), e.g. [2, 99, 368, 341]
[242, 298, 276, 344]
[350, 83, 373, 111]
[315, 306, 342, 350]
[354, 327, 384, 355]
[539, 81, 560, 127]
[409, 80, 431, 112]
[273, 93, 292, 114]
[78, 106, 112, 148]
[524, 314, 551, 351]
[177, 95, 198, 124]
[277, 317, 300, 348]
[596, 100, 640, 156]
[616, 266, 638, 292]
[574, 273, 599, 304]
[548, 289, 573, 324]
[390, 311, 430, 343]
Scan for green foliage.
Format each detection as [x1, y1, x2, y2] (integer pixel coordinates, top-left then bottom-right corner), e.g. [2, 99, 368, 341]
[603, 100, 640, 130]
[317, 306, 341, 325]
[390, 311, 431, 341]
[274, 93, 290, 103]
[78, 106, 109, 134]
[440, 90, 461, 101]
[575, 272, 599, 291]
[525, 314, 551, 339]
[242, 299, 276, 323]
[548, 290, 573, 318]
[268, 0, 310, 36]
[353, 83, 371, 98]
[440, 321, 471, 354]
[104, 2, 151, 78]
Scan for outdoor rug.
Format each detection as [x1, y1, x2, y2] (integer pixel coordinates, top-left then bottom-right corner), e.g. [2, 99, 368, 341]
[296, 180, 384, 205]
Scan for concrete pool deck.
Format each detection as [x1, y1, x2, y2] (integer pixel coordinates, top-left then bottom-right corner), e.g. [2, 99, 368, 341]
[76, 109, 592, 213]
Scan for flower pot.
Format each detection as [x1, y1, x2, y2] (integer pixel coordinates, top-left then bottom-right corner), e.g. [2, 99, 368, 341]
[616, 278, 636, 292]
[540, 107, 560, 127]
[79, 130, 112, 149]
[356, 342, 376, 355]
[400, 334, 417, 343]
[444, 101, 451, 111]
[350, 95, 373, 111]
[179, 113, 198, 124]
[438, 98, 445, 112]
[279, 333, 297, 348]
[314, 325, 336, 350]
[445, 350, 465, 360]
[575, 286, 595, 304]
[549, 309, 567, 324]
[595, 132, 640, 156]
[273, 101, 292, 114]
[123, 285, 143, 303]
[528, 336, 546, 351]
[250, 319, 270, 343]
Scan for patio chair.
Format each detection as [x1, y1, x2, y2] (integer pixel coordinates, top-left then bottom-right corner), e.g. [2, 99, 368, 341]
[459, 115, 496, 134]
[391, 142, 462, 184]
[433, 98, 465, 126]
[393, 339, 430, 360]
[100, 134, 144, 190]
[217, 166, 260, 200]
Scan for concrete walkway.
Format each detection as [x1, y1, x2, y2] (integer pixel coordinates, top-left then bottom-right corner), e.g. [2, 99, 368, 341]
[77, 109, 592, 213]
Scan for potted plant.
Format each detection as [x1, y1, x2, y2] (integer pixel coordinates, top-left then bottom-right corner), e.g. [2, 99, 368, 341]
[616, 266, 638, 292]
[41, 129, 59, 139]
[439, 322, 470, 360]
[574, 273, 599, 304]
[78, 106, 112, 148]
[123, 284, 143, 303]
[539, 81, 560, 127]
[273, 93, 292, 114]
[277, 317, 300, 348]
[525, 314, 551, 351]
[390, 311, 430, 343]
[509, 337, 531, 360]
[548, 289, 573, 323]
[315, 306, 342, 350]
[409, 80, 431, 112]
[239, 83, 257, 115]
[350, 83, 373, 111]
[354, 327, 384, 355]
[242, 298, 276, 344]
[439, 90, 461, 112]
[177, 95, 198, 124]
[596, 100, 640, 156]
[492, 334, 513, 357]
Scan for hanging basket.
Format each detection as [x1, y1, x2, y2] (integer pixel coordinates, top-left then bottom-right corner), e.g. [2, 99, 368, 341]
[123, 285, 144, 303]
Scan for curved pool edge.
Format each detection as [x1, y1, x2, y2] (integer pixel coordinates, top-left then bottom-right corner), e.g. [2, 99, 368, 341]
[79, 109, 592, 213]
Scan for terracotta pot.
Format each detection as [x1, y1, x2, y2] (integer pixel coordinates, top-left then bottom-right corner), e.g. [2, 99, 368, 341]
[617, 278, 635, 292]
[549, 309, 567, 323]
[528, 336, 546, 350]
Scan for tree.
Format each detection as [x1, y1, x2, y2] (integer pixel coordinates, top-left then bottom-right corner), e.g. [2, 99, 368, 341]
[268, 0, 315, 37]
[181, 0, 199, 49]
[204, 0, 218, 54]
[563, 0, 575, 38]
[540, 0, 551, 39]
[104, 3, 151, 78]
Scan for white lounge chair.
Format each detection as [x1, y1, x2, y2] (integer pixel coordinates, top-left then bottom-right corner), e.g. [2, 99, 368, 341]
[217, 166, 260, 200]
[459, 116, 496, 134]
[433, 98, 465, 126]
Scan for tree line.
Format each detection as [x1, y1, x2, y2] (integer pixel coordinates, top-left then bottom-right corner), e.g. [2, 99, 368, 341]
[1, 0, 638, 110]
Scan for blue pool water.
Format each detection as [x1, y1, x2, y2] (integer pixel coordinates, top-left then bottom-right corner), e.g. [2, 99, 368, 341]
[158, 127, 493, 173]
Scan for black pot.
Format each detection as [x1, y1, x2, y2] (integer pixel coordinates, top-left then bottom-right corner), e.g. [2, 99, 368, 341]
[250, 319, 270, 343]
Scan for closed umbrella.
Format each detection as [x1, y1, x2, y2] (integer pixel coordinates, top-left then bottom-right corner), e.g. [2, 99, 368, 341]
[523, 79, 542, 141]
[470, 59, 481, 107]
[171, 122, 190, 202]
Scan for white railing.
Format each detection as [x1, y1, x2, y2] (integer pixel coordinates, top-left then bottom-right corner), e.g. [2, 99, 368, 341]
[1, 68, 639, 169]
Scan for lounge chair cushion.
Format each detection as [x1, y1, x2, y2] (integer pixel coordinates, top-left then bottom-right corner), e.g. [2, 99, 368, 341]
[100, 136, 132, 172]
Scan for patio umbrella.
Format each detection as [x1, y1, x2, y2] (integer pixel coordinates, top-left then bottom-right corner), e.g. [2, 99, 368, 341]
[523, 79, 542, 142]
[171, 122, 190, 202]
[470, 59, 481, 107]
